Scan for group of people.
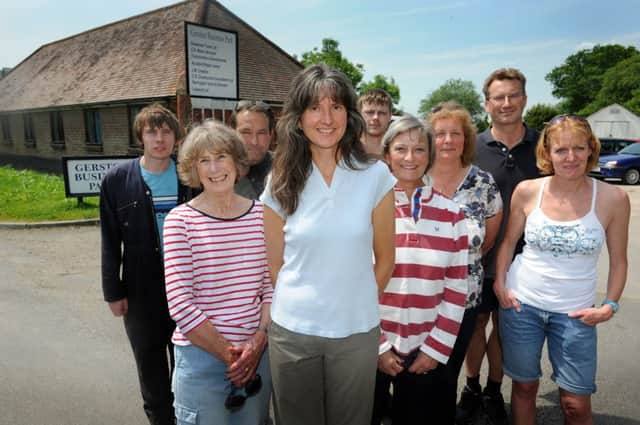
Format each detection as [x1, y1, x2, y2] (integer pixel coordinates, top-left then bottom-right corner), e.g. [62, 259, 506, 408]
[100, 64, 629, 425]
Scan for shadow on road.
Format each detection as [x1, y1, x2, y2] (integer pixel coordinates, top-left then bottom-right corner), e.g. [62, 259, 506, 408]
[537, 389, 640, 425]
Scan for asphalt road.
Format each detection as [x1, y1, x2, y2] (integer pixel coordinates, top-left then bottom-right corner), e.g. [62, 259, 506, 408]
[1, 184, 639, 425]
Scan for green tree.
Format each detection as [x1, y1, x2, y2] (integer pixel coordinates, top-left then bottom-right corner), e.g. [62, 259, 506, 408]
[475, 116, 490, 133]
[524, 103, 562, 131]
[582, 54, 640, 115]
[418, 78, 485, 127]
[545, 44, 639, 113]
[624, 89, 640, 116]
[358, 74, 401, 113]
[299, 38, 364, 90]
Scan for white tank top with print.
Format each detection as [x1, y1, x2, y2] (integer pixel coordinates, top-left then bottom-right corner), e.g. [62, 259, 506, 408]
[506, 178, 605, 313]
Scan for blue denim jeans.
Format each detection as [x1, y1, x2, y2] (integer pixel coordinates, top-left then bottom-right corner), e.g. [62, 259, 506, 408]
[172, 344, 271, 425]
[500, 302, 597, 395]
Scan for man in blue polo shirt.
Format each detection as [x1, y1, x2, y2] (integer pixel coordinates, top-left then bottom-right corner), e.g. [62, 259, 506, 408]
[457, 68, 540, 425]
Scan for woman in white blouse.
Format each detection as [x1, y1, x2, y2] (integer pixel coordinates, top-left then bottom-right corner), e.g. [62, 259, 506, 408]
[261, 64, 396, 425]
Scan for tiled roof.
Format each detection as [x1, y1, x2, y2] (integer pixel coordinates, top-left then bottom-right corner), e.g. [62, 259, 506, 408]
[0, 0, 302, 113]
[204, 1, 303, 102]
[0, 1, 199, 112]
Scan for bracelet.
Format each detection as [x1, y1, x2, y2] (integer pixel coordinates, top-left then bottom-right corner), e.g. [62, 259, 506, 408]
[601, 299, 619, 314]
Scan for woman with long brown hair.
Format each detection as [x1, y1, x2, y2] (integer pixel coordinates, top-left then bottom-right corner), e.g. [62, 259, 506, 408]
[261, 64, 396, 425]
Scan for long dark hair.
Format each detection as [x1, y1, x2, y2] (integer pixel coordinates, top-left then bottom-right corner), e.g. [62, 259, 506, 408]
[270, 63, 370, 216]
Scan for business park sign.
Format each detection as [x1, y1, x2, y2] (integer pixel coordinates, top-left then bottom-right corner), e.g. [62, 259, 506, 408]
[62, 156, 135, 198]
[185, 22, 239, 100]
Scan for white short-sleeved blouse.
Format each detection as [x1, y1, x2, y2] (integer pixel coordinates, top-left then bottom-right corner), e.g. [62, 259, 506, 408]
[261, 159, 396, 338]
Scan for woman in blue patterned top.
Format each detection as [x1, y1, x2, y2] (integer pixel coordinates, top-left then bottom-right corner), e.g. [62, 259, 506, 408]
[426, 101, 503, 423]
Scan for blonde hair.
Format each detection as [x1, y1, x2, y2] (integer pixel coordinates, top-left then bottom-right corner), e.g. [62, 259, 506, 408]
[177, 120, 249, 188]
[382, 114, 433, 173]
[536, 115, 601, 175]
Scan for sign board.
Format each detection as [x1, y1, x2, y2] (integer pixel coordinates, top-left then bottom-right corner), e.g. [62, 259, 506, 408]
[62, 156, 135, 198]
[185, 22, 239, 99]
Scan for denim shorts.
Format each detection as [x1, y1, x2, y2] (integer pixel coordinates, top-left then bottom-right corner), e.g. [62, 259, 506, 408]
[499, 302, 597, 395]
[172, 343, 271, 425]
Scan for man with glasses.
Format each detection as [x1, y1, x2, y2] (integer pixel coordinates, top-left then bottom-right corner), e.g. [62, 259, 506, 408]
[230, 100, 275, 199]
[456, 68, 540, 425]
[358, 89, 393, 156]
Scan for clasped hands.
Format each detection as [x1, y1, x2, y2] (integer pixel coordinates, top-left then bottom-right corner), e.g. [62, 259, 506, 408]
[377, 349, 438, 377]
[225, 331, 267, 387]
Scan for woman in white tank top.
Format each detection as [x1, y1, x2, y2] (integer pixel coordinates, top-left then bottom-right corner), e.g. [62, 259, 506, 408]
[493, 115, 630, 425]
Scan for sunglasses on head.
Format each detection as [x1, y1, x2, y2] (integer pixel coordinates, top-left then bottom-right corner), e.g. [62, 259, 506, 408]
[224, 373, 262, 411]
[543, 114, 592, 147]
[430, 103, 465, 114]
[547, 114, 587, 126]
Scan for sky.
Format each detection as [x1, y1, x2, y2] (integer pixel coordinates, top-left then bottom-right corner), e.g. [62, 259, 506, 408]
[2, 0, 640, 115]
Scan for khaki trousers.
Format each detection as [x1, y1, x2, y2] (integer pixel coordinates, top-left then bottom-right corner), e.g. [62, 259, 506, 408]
[269, 321, 380, 425]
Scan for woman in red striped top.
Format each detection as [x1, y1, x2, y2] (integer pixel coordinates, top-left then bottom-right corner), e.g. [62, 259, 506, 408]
[163, 120, 273, 425]
[371, 114, 469, 425]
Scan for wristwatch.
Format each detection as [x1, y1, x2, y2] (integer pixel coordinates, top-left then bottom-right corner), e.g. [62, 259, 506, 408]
[601, 299, 619, 314]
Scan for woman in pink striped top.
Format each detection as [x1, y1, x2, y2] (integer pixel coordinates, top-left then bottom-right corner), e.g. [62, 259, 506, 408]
[163, 120, 273, 425]
[371, 114, 469, 424]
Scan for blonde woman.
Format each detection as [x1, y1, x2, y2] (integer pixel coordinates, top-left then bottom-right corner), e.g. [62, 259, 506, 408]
[163, 121, 273, 425]
[495, 115, 629, 424]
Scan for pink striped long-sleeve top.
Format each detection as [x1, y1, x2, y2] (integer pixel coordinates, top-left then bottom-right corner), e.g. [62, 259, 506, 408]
[379, 186, 468, 364]
[163, 201, 272, 346]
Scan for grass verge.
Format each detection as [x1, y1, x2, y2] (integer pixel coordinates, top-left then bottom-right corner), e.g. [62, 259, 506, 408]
[0, 166, 99, 222]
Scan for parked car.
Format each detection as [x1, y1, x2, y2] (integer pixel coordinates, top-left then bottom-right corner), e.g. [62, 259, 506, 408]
[590, 142, 640, 184]
[598, 137, 639, 156]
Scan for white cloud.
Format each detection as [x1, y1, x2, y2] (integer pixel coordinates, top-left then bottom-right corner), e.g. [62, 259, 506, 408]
[575, 42, 596, 51]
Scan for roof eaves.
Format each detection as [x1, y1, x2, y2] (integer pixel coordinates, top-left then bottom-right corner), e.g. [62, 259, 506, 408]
[7, 0, 197, 73]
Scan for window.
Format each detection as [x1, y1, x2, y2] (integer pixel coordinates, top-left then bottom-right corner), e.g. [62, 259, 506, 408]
[85, 110, 103, 145]
[23, 113, 35, 145]
[128, 105, 143, 146]
[50, 111, 65, 144]
[1, 115, 11, 143]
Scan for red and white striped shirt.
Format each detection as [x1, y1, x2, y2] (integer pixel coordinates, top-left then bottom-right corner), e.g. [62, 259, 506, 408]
[163, 201, 273, 346]
[379, 186, 468, 364]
